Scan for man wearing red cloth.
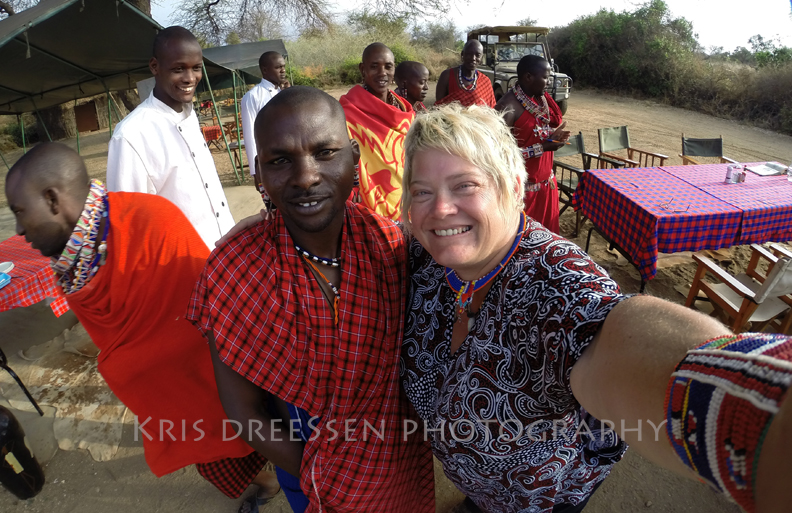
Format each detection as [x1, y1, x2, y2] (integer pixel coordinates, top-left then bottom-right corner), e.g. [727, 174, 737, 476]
[5, 143, 279, 511]
[340, 43, 414, 221]
[496, 55, 569, 233]
[187, 87, 434, 513]
[435, 40, 496, 108]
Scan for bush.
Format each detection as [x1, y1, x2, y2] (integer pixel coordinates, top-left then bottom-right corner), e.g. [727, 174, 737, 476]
[2, 114, 39, 148]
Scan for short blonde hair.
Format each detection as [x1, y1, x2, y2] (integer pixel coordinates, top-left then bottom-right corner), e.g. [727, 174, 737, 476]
[401, 103, 526, 231]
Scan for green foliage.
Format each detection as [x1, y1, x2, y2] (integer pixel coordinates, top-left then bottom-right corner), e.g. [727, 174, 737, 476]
[552, 0, 698, 96]
[225, 31, 241, 45]
[284, 63, 317, 87]
[749, 35, 792, 67]
[347, 10, 410, 40]
[412, 22, 460, 52]
[516, 17, 537, 27]
[2, 114, 39, 147]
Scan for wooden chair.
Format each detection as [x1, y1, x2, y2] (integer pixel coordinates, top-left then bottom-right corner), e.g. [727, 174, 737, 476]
[553, 132, 625, 236]
[598, 125, 668, 167]
[685, 244, 792, 334]
[679, 134, 738, 165]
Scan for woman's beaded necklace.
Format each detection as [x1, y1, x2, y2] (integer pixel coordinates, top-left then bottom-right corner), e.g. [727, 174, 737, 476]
[445, 212, 526, 330]
[513, 83, 552, 140]
[457, 67, 478, 91]
[294, 243, 340, 267]
[51, 180, 109, 295]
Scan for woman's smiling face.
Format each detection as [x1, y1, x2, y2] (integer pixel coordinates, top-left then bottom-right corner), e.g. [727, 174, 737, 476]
[408, 148, 519, 281]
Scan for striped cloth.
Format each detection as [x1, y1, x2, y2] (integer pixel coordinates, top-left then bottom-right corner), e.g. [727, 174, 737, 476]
[0, 235, 69, 316]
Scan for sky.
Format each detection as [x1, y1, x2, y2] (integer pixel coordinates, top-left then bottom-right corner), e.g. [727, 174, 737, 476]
[151, 0, 792, 52]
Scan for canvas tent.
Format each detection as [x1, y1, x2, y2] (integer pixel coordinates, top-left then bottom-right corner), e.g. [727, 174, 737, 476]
[0, 0, 246, 183]
[202, 40, 289, 84]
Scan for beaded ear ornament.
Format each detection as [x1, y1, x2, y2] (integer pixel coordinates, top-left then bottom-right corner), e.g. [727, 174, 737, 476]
[445, 212, 526, 329]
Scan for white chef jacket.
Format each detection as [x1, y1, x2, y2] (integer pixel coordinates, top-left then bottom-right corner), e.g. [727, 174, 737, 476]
[107, 94, 235, 249]
[240, 78, 280, 176]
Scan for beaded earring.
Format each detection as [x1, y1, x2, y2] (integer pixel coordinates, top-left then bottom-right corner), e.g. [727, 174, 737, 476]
[259, 184, 276, 212]
[353, 164, 360, 188]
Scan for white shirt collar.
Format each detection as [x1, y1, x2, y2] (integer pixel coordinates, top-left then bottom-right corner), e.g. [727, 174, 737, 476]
[260, 78, 279, 91]
[149, 93, 193, 122]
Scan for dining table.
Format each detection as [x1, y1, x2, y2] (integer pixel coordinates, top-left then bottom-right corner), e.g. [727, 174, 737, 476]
[572, 163, 792, 288]
[0, 235, 69, 316]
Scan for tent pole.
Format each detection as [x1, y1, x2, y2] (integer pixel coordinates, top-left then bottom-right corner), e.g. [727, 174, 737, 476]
[106, 90, 113, 136]
[232, 71, 244, 180]
[0, 149, 9, 171]
[74, 99, 81, 155]
[288, 55, 293, 85]
[31, 100, 52, 142]
[18, 114, 26, 153]
[203, 63, 242, 186]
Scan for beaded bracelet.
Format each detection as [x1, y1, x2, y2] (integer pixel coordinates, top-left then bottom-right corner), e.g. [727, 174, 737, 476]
[520, 143, 544, 160]
[665, 333, 792, 512]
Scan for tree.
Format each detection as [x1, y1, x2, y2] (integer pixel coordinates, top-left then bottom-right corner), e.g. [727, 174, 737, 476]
[412, 22, 459, 52]
[174, 0, 331, 47]
[516, 17, 537, 26]
[347, 9, 409, 39]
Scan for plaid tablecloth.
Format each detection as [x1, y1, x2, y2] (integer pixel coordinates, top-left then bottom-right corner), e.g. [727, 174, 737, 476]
[200, 124, 222, 142]
[661, 163, 792, 244]
[573, 167, 743, 281]
[0, 235, 69, 316]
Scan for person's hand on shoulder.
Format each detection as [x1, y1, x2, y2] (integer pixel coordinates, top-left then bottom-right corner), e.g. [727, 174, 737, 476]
[215, 209, 272, 247]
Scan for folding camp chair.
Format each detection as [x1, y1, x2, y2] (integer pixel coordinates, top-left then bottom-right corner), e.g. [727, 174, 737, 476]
[679, 134, 738, 165]
[598, 126, 668, 167]
[686, 244, 792, 334]
[553, 132, 625, 237]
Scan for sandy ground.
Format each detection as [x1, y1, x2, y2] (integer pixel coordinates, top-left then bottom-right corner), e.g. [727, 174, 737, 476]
[1, 86, 791, 512]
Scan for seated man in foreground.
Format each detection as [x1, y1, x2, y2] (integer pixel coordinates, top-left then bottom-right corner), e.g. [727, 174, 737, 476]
[5, 143, 279, 512]
[187, 86, 434, 513]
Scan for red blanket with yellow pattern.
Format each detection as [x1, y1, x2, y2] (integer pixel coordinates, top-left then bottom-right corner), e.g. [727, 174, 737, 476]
[340, 85, 415, 221]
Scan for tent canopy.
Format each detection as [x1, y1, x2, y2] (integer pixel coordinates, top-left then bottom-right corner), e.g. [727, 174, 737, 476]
[0, 0, 243, 115]
[202, 40, 289, 85]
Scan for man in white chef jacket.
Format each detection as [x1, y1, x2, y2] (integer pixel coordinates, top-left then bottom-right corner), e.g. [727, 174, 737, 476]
[107, 26, 234, 249]
[240, 51, 287, 193]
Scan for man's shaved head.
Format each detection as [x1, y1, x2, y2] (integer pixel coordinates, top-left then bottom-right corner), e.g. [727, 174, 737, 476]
[5, 143, 91, 257]
[463, 40, 483, 54]
[7, 143, 89, 196]
[254, 86, 346, 153]
[152, 26, 200, 60]
[259, 51, 282, 69]
[362, 42, 392, 64]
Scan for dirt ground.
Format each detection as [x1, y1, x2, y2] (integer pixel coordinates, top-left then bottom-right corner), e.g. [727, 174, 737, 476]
[1, 86, 790, 512]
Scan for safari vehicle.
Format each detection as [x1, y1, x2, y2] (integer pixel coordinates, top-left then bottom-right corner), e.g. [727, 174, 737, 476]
[468, 26, 572, 114]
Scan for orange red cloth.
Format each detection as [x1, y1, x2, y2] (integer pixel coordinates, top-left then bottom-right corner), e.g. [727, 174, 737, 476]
[340, 85, 414, 221]
[63, 192, 254, 477]
[434, 68, 496, 108]
[187, 202, 435, 513]
[513, 93, 564, 234]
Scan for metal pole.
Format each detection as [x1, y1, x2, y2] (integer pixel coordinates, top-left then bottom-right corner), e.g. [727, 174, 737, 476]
[19, 114, 26, 153]
[232, 71, 244, 179]
[106, 90, 113, 136]
[0, 149, 9, 171]
[74, 99, 80, 155]
[203, 62, 242, 185]
[31, 100, 52, 142]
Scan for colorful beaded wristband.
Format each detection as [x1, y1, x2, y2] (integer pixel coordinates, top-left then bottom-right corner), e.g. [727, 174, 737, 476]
[665, 333, 792, 512]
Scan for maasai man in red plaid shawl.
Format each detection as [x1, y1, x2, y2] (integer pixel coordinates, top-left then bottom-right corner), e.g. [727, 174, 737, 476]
[187, 87, 434, 513]
[434, 40, 496, 109]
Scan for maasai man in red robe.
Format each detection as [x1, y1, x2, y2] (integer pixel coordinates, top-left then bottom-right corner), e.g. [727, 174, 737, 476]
[435, 40, 496, 108]
[187, 87, 434, 513]
[496, 55, 570, 234]
[340, 43, 415, 221]
[4, 143, 280, 512]
[394, 61, 430, 112]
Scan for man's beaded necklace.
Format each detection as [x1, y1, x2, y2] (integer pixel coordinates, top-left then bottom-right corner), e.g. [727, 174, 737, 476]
[294, 243, 340, 267]
[457, 67, 478, 92]
[445, 212, 526, 330]
[363, 84, 404, 111]
[513, 83, 552, 140]
[51, 180, 109, 295]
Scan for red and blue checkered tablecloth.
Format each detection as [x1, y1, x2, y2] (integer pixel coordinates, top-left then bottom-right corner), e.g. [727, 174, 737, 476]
[573, 167, 743, 281]
[661, 163, 792, 244]
[0, 235, 69, 316]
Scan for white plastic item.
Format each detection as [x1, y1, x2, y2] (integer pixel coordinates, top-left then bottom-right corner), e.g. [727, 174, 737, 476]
[0, 262, 14, 274]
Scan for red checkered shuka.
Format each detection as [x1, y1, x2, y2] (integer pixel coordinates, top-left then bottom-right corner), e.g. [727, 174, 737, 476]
[195, 451, 269, 499]
[187, 202, 434, 513]
[434, 68, 496, 108]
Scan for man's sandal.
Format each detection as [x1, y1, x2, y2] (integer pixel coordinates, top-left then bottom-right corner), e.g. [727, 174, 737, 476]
[238, 487, 280, 513]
